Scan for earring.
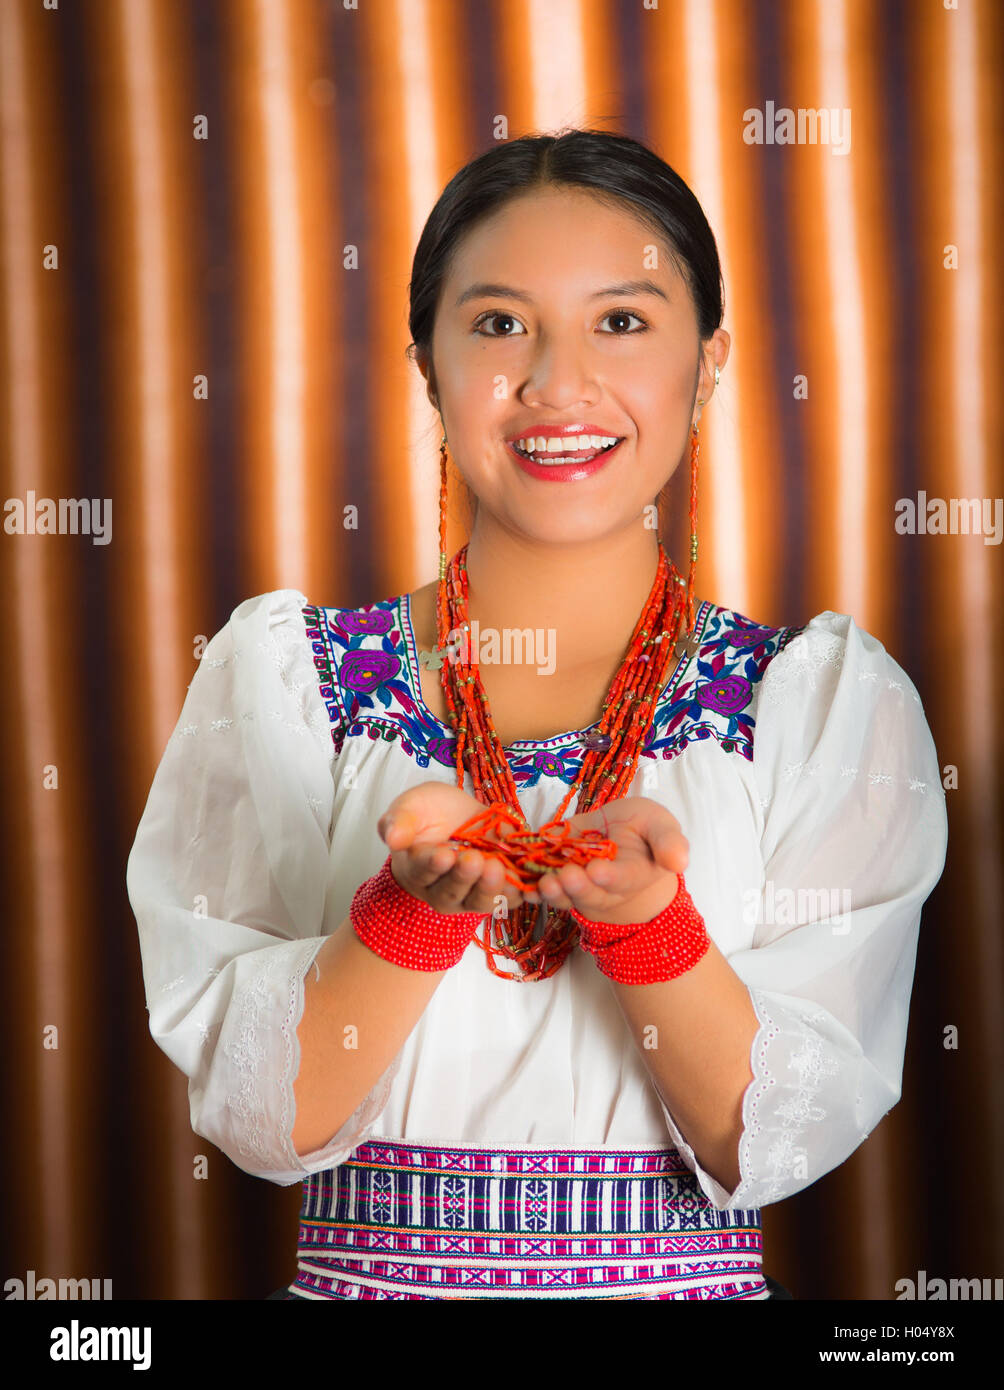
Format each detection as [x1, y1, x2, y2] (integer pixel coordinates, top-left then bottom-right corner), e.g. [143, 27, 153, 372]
[688, 366, 719, 623]
[672, 397, 703, 659]
[686, 417, 700, 638]
[438, 432, 449, 581]
[416, 434, 452, 673]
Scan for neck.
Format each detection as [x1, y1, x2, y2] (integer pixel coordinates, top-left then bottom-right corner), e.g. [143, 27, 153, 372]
[461, 522, 664, 669]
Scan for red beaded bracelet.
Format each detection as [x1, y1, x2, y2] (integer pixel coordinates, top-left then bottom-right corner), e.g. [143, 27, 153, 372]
[350, 853, 485, 972]
[570, 873, 711, 984]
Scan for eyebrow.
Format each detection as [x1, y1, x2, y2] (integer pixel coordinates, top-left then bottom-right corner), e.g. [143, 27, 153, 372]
[454, 278, 670, 308]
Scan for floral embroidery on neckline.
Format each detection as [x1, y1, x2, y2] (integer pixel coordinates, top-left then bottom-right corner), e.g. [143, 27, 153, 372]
[301, 595, 804, 789]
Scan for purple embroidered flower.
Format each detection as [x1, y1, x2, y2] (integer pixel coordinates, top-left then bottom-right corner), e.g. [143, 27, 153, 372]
[339, 649, 401, 693]
[533, 751, 567, 777]
[693, 674, 752, 715]
[337, 608, 395, 636]
[724, 623, 775, 651]
[427, 736, 458, 768]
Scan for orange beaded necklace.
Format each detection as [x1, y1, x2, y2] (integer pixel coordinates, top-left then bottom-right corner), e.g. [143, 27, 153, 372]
[435, 427, 701, 981]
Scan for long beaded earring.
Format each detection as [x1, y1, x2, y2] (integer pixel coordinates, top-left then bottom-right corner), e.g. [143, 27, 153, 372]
[676, 360, 719, 658]
[686, 415, 700, 635]
[415, 433, 452, 673]
[673, 417, 702, 660]
[438, 432, 449, 582]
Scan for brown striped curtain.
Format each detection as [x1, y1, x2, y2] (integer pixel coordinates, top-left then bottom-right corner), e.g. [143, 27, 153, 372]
[2, 0, 1000, 1301]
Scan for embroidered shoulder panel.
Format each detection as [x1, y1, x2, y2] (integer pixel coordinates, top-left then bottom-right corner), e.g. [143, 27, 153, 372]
[301, 596, 804, 790]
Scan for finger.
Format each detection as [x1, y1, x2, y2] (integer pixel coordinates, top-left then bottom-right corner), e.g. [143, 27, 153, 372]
[549, 863, 592, 897]
[426, 849, 487, 911]
[583, 856, 651, 901]
[552, 859, 628, 917]
[631, 801, 688, 873]
[401, 841, 457, 887]
[457, 856, 509, 913]
[380, 807, 417, 850]
[649, 819, 689, 874]
[536, 872, 575, 912]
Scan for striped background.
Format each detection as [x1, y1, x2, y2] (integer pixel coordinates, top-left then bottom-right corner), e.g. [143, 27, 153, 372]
[1, 0, 1000, 1300]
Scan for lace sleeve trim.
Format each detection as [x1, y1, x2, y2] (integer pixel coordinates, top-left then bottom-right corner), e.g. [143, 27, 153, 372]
[729, 988, 842, 1208]
[221, 933, 402, 1178]
[222, 938, 327, 1170]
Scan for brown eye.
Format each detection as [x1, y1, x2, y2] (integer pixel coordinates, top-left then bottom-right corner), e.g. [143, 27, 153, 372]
[599, 310, 648, 334]
[473, 312, 526, 337]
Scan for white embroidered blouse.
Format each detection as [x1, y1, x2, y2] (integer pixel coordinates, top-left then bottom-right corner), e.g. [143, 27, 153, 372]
[125, 587, 948, 1212]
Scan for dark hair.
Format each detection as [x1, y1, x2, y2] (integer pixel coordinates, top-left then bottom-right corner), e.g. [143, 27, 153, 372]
[406, 128, 724, 377]
[405, 128, 725, 538]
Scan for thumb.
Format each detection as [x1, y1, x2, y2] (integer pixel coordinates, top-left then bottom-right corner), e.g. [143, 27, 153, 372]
[378, 806, 417, 850]
[645, 807, 688, 874]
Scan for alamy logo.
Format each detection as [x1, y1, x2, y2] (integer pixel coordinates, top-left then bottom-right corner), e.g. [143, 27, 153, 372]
[743, 882, 853, 934]
[895, 1270, 1002, 1300]
[421, 621, 556, 677]
[49, 1320, 151, 1370]
[894, 492, 1002, 545]
[3, 491, 112, 545]
[743, 101, 851, 156]
[5, 1269, 112, 1299]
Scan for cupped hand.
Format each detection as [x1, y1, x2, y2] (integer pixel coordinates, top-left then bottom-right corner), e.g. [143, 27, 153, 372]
[376, 782, 534, 918]
[530, 796, 689, 926]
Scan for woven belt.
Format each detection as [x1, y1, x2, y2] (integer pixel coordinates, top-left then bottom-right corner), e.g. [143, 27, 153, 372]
[285, 1139, 769, 1300]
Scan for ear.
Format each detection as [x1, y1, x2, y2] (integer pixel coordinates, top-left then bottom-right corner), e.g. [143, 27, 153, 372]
[415, 347, 439, 412]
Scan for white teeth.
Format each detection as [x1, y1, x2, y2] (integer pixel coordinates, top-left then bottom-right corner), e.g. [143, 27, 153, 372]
[512, 433, 619, 458]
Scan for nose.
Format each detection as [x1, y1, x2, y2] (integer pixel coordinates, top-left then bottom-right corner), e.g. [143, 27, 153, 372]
[519, 331, 600, 411]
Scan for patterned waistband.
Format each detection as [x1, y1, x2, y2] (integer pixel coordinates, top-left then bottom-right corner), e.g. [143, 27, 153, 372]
[287, 1139, 768, 1300]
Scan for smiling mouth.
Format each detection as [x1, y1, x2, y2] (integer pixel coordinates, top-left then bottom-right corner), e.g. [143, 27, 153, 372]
[509, 435, 623, 465]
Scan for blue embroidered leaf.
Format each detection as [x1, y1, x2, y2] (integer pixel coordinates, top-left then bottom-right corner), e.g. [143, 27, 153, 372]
[744, 656, 761, 680]
[374, 686, 391, 709]
[381, 635, 397, 654]
[697, 659, 716, 679]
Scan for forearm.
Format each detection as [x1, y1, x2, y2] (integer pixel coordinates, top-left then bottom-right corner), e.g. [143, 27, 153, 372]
[608, 939, 759, 1194]
[291, 915, 446, 1155]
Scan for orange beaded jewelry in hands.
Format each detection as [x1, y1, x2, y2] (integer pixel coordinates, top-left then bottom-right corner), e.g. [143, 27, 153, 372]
[435, 421, 703, 981]
[445, 803, 617, 893]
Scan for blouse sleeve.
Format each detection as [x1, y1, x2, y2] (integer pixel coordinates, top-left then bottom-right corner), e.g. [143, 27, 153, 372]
[655, 611, 949, 1211]
[125, 589, 401, 1186]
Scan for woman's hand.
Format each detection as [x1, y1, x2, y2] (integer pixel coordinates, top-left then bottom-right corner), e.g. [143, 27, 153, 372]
[377, 782, 534, 918]
[531, 797, 689, 926]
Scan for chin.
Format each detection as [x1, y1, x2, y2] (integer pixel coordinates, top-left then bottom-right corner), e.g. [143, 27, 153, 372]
[507, 514, 632, 548]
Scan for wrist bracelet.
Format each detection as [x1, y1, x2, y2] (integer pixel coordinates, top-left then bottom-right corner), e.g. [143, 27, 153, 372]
[571, 874, 710, 984]
[350, 854, 485, 972]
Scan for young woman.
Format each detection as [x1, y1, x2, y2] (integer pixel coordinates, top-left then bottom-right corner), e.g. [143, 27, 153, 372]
[127, 129, 948, 1300]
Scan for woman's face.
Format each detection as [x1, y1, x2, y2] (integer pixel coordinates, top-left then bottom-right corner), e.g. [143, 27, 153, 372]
[418, 183, 728, 549]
